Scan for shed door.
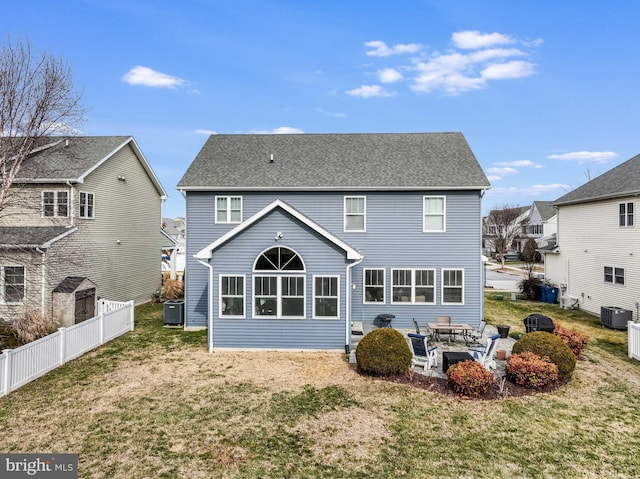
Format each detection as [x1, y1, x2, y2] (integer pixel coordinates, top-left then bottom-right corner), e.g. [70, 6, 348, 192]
[75, 288, 96, 324]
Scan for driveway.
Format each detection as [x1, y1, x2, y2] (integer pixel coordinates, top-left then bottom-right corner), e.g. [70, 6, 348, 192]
[485, 265, 523, 292]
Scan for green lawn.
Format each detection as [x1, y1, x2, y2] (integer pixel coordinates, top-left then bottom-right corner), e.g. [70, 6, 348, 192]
[0, 299, 639, 478]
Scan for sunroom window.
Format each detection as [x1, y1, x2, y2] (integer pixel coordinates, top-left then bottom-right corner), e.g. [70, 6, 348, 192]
[253, 247, 305, 319]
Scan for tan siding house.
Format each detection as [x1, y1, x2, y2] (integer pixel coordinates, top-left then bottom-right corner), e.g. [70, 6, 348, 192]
[545, 153, 640, 320]
[0, 136, 169, 326]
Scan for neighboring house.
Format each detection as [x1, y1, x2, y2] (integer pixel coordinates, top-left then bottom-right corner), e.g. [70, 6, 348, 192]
[544, 153, 640, 318]
[525, 201, 557, 248]
[482, 205, 529, 256]
[177, 133, 491, 352]
[0, 136, 168, 326]
[162, 217, 186, 278]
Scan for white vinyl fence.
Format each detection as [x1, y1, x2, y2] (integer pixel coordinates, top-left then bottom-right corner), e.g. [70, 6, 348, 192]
[0, 300, 134, 398]
[629, 322, 640, 361]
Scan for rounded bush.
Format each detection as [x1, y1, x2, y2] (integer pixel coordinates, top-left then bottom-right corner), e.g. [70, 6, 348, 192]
[506, 351, 559, 389]
[446, 360, 494, 397]
[553, 321, 589, 357]
[512, 331, 576, 381]
[355, 328, 412, 377]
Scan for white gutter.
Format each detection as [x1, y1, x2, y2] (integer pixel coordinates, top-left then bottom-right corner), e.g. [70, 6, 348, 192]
[196, 258, 215, 352]
[35, 247, 46, 317]
[66, 181, 75, 227]
[345, 256, 363, 354]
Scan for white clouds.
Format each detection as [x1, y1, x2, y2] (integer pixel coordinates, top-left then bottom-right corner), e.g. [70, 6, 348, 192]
[452, 31, 514, 50]
[346, 84, 395, 98]
[495, 160, 543, 168]
[547, 151, 618, 164]
[194, 129, 217, 135]
[365, 40, 423, 57]
[487, 166, 519, 176]
[378, 68, 403, 83]
[350, 30, 539, 97]
[317, 108, 346, 118]
[250, 127, 305, 134]
[122, 66, 186, 88]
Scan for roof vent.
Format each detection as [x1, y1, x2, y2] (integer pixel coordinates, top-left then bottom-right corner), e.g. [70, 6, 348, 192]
[269, 153, 274, 163]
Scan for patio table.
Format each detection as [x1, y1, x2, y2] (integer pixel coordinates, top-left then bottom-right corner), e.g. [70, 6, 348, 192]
[427, 323, 475, 346]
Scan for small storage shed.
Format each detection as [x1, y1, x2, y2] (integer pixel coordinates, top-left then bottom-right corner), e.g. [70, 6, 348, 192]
[52, 277, 97, 327]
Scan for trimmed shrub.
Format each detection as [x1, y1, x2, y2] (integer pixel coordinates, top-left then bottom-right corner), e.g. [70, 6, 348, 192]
[518, 276, 542, 300]
[553, 321, 589, 357]
[355, 328, 412, 377]
[446, 360, 494, 397]
[506, 351, 559, 389]
[11, 309, 57, 344]
[512, 331, 576, 381]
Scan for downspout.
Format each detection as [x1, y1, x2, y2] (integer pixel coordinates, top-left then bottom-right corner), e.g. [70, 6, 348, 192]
[196, 258, 214, 353]
[66, 181, 75, 227]
[35, 247, 46, 318]
[345, 256, 363, 354]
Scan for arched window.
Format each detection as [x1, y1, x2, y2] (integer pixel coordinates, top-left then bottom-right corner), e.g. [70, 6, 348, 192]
[253, 247, 305, 318]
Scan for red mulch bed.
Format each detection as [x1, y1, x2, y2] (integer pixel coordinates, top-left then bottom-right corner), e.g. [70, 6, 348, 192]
[383, 371, 563, 400]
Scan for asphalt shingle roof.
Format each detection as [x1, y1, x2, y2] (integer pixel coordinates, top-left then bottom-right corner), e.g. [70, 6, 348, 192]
[533, 201, 556, 221]
[177, 133, 490, 190]
[0, 226, 74, 247]
[15, 136, 131, 182]
[554, 153, 640, 206]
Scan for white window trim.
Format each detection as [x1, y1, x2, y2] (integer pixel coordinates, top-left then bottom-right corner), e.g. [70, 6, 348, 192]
[441, 268, 464, 305]
[42, 190, 69, 218]
[619, 201, 634, 227]
[423, 195, 446, 232]
[0, 265, 26, 304]
[344, 196, 366, 232]
[312, 275, 340, 319]
[363, 268, 386, 304]
[79, 191, 95, 219]
[215, 195, 243, 224]
[390, 268, 436, 305]
[604, 266, 625, 285]
[219, 274, 246, 318]
[253, 274, 306, 319]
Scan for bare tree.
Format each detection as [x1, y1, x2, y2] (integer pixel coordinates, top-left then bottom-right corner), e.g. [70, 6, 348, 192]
[0, 36, 85, 213]
[484, 205, 527, 269]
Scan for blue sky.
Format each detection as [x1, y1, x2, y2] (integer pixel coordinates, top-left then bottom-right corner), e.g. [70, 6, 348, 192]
[4, 1, 640, 219]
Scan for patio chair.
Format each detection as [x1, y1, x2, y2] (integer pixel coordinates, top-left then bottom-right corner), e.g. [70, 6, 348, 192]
[434, 315, 456, 342]
[468, 333, 501, 370]
[468, 320, 487, 345]
[413, 318, 421, 334]
[408, 333, 438, 370]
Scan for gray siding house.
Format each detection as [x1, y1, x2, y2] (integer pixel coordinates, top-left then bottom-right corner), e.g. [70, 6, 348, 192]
[0, 136, 169, 326]
[177, 133, 491, 352]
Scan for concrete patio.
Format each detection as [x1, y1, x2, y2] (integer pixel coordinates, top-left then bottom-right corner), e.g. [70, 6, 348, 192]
[349, 323, 516, 379]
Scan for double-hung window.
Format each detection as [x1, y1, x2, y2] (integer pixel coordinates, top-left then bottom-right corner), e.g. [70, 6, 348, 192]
[344, 196, 365, 232]
[619, 202, 634, 227]
[216, 196, 242, 224]
[253, 247, 305, 319]
[442, 269, 464, 304]
[220, 275, 245, 317]
[42, 191, 68, 217]
[391, 269, 435, 304]
[604, 266, 625, 285]
[424, 196, 445, 232]
[313, 276, 339, 319]
[1, 266, 25, 303]
[364, 269, 385, 303]
[79, 192, 95, 219]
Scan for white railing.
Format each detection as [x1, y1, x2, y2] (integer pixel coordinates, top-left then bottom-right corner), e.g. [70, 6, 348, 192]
[629, 322, 640, 361]
[0, 300, 134, 398]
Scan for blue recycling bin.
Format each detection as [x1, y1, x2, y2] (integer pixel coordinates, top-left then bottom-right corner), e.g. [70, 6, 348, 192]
[539, 286, 548, 303]
[546, 288, 558, 304]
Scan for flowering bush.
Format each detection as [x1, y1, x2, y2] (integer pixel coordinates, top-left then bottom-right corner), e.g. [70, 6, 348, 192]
[553, 321, 589, 357]
[446, 360, 494, 397]
[506, 351, 559, 389]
